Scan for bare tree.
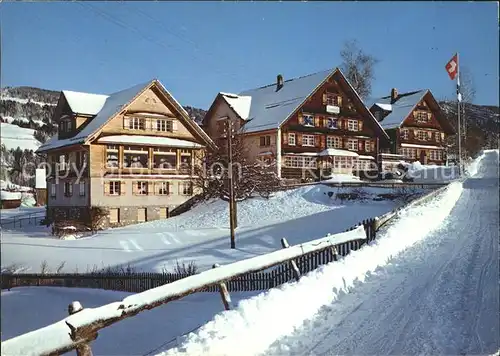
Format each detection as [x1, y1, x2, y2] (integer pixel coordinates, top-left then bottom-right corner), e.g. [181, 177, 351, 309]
[340, 40, 379, 100]
[192, 129, 281, 202]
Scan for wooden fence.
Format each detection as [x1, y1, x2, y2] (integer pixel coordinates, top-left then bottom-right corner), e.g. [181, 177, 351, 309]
[1, 221, 373, 293]
[0, 212, 45, 228]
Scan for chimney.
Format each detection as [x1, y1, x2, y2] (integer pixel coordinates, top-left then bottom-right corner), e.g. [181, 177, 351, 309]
[390, 88, 398, 103]
[276, 74, 284, 91]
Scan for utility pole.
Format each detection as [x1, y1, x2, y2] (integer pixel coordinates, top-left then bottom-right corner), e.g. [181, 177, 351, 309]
[225, 118, 236, 249]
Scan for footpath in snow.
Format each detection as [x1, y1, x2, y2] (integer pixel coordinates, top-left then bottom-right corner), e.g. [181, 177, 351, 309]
[159, 150, 499, 356]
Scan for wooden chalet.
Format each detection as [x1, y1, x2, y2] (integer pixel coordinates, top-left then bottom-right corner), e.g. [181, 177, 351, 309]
[203, 68, 390, 181]
[368, 88, 456, 172]
[36, 80, 215, 227]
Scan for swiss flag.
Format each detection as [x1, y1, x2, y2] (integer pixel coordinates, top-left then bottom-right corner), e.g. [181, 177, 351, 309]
[445, 53, 459, 80]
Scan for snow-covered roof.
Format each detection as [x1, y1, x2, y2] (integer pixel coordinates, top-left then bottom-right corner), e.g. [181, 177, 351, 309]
[62, 90, 109, 115]
[367, 90, 428, 130]
[374, 103, 393, 112]
[97, 135, 204, 148]
[236, 69, 336, 133]
[318, 148, 359, 157]
[358, 155, 375, 160]
[401, 143, 445, 150]
[1, 191, 22, 200]
[221, 93, 252, 120]
[38, 81, 153, 152]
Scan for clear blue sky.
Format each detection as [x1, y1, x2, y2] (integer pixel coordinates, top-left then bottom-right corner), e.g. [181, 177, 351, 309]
[1, 1, 498, 109]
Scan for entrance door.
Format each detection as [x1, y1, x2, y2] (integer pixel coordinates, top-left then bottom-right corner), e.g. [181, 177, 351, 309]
[419, 150, 427, 164]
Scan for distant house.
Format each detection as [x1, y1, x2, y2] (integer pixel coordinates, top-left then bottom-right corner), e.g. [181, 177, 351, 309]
[203, 68, 390, 181]
[36, 79, 215, 227]
[368, 88, 456, 172]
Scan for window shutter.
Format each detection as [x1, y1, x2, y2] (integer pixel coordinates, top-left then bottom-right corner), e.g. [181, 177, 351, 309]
[427, 131, 432, 139]
[148, 182, 154, 195]
[104, 182, 110, 195]
[338, 96, 343, 107]
[358, 140, 364, 151]
[297, 133, 302, 146]
[413, 111, 417, 118]
[132, 181, 137, 195]
[322, 93, 327, 105]
[358, 120, 363, 132]
[120, 181, 126, 195]
[297, 113, 303, 125]
[413, 129, 418, 136]
[314, 135, 320, 147]
[441, 133, 445, 141]
[343, 137, 348, 149]
[314, 116, 320, 127]
[124, 117, 130, 129]
[283, 132, 288, 145]
[172, 120, 178, 131]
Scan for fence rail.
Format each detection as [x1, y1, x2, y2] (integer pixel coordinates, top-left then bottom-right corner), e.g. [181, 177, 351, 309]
[1, 182, 454, 356]
[0, 212, 45, 228]
[276, 181, 449, 191]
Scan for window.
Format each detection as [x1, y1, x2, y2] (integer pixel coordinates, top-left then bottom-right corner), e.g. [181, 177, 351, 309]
[438, 150, 443, 160]
[106, 145, 119, 168]
[124, 146, 149, 168]
[326, 136, 342, 149]
[347, 119, 359, 131]
[326, 117, 338, 129]
[347, 139, 358, 151]
[109, 181, 121, 195]
[156, 119, 173, 132]
[325, 93, 342, 107]
[64, 182, 73, 197]
[435, 132, 441, 142]
[288, 133, 296, 146]
[283, 156, 317, 168]
[415, 111, 429, 123]
[302, 114, 314, 127]
[158, 182, 169, 195]
[400, 148, 416, 159]
[365, 140, 373, 152]
[417, 130, 427, 141]
[260, 136, 271, 147]
[401, 129, 409, 140]
[50, 183, 56, 198]
[135, 181, 148, 195]
[180, 150, 192, 171]
[76, 151, 87, 169]
[332, 156, 353, 170]
[59, 154, 68, 171]
[79, 181, 85, 196]
[153, 147, 177, 169]
[129, 117, 146, 130]
[180, 181, 193, 196]
[302, 135, 315, 147]
[109, 208, 120, 223]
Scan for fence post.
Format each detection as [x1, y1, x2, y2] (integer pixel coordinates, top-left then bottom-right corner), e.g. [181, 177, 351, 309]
[371, 218, 377, 240]
[331, 245, 339, 262]
[212, 264, 232, 311]
[280, 238, 301, 282]
[67, 301, 97, 356]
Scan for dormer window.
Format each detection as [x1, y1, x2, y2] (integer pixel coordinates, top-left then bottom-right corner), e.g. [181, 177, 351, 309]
[324, 93, 342, 107]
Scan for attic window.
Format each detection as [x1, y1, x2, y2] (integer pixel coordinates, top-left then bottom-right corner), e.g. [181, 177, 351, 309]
[129, 117, 146, 130]
[302, 114, 314, 127]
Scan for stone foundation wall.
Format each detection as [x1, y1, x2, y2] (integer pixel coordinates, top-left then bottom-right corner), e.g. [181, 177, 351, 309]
[48, 205, 173, 229]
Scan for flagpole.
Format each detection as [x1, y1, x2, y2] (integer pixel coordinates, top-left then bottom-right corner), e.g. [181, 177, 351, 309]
[456, 52, 462, 176]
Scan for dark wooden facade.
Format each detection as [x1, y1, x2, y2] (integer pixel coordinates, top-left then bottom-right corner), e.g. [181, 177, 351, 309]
[371, 91, 454, 167]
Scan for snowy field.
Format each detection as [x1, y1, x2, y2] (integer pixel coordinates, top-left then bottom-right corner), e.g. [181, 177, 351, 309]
[1, 185, 406, 273]
[0, 122, 41, 151]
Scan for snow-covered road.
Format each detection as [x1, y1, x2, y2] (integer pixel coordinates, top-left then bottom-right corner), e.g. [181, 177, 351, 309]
[265, 150, 499, 356]
[160, 151, 498, 356]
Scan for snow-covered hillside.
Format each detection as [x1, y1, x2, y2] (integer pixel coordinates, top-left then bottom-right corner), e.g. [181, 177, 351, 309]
[1, 185, 409, 273]
[0, 123, 41, 151]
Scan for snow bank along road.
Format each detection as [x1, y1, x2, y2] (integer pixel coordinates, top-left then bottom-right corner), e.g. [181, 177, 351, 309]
[161, 150, 499, 356]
